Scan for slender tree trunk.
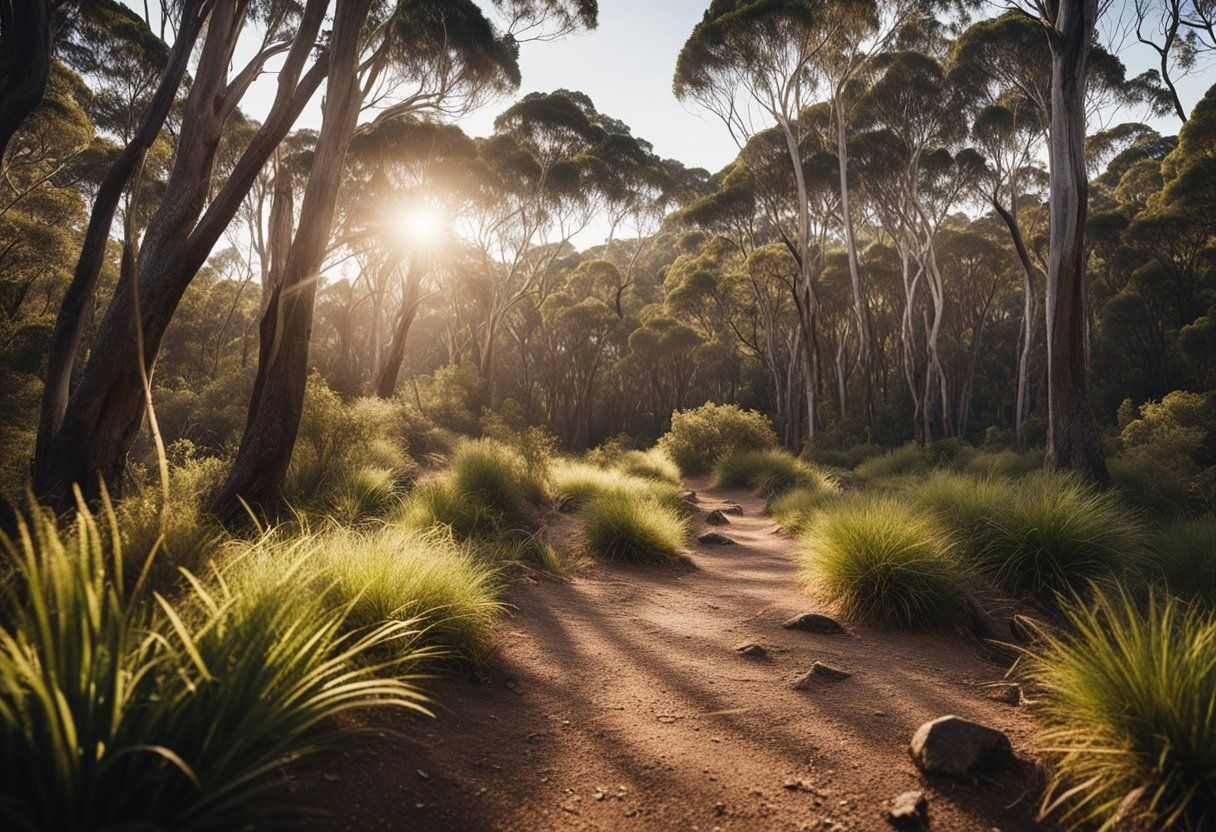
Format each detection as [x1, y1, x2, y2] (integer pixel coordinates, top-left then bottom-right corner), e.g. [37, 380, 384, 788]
[0, 0, 51, 160]
[992, 198, 1040, 451]
[835, 97, 872, 431]
[373, 261, 423, 398]
[1043, 0, 1108, 482]
[36, 0, 206, 461]
[213, 0, 373, 515]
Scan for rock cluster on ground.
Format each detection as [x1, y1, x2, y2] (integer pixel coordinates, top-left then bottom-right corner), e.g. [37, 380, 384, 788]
[698, 531, 735, 545]
[734, 642, 767, 658]
[722, 503, 745, 516]
[705, 508, 731, 525]
[909, 715, 1014, 778]
[792, 661, 851, 689]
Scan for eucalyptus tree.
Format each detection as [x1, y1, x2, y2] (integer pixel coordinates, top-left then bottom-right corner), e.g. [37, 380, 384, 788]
[675, 0, 857, 444]
[0, 0, 75, 160]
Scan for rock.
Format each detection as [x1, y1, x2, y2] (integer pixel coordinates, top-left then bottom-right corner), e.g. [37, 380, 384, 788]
[783, 612, 846, 634]
[886, 790, 928, 830]
[698, 531, 735, 545]
[983, 682, 1022, 705]
[793, 661, 852, 690]
[723, 503, 745, 516]
[735, 642, 767, 658]
[706, 508, 731, 525]
[909, 715, 1014, 778]
[681, 490, 698, 504]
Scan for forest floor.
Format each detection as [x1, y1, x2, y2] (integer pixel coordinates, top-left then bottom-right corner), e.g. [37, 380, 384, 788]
[293, 480, 1048, 831]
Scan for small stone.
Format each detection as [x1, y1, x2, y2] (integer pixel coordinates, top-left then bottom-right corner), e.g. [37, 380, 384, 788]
[722, 503, 745, 516]
[910, 715, 1014, 778]
[793, 661, 852, 690]
[983, 682, 1022, 705]
[706, 508, 731, 525]
[886, 791, 927, 830]
[681, 490, 698, 503]
[698, 531, 735, 545]
[783, 612, 846, 634]
[735, 642, 767, 658]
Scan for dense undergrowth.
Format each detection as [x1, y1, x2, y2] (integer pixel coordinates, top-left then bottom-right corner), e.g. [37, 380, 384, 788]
[2, 395, 1214, 830]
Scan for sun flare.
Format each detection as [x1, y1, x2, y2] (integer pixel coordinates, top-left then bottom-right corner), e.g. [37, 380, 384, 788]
[396, 203, 447, 248]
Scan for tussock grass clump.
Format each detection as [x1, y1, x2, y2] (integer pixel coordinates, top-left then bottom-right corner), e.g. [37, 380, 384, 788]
[907, 471, 1016, 558]
[659, 402, 778, 474]
[618, 447, 682, 483]
[979, 471, 1146, 599]
[0, 502, 427, 830]
[400, 438, 550, 541]
[1144, 516, 1216, 605]
[309, 526, 503, 659]
[551, 460, 687, 516]
[580, 491, 689, 565]
[768, 486, 842, 533]
[799, 495, 967, 628]
[1027, 591, 1216, 831]
[962, 448, 1044, 478]
[854, 443, 933, 482]
[711, 449, 837, 499]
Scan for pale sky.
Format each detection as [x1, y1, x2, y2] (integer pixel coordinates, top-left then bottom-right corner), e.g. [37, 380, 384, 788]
[121, 0, 1214, 248]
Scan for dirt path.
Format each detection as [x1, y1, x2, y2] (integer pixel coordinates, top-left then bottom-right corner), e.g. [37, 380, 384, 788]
[297, 482, 1046, 831]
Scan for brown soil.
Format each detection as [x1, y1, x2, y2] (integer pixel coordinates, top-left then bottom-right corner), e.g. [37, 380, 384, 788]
[293, 481, 1048, 831]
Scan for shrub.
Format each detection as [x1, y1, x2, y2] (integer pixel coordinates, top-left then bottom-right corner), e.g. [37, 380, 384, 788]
[310, 526, 503, 659]
[798, 495, 967, 628]
[1109, 452, 1210, 517]
[659, 402, 778, 474]
[711, 449, 837, 499]
[1113, 391, 1216, 514]
[581, 491, 689, 565]
[0, 502, 427, 830]
[804, 443, 883, 470]
[854, 443, 933, 482]
[1144, 516, 1216, 605]
[979, 471, 1146, 599]
[1027, 591, 1216, 831]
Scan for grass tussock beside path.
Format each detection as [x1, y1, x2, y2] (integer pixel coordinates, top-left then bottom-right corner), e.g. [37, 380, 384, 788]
[798, 494, 968, 628]
[581, 490, 689, 565]
[1027, 591, 1216, 831]
[0, 502, 429, 831]
[711, 449, 838, 500]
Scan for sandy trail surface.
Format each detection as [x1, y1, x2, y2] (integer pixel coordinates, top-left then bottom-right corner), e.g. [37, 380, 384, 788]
[297, 481, 1046, 831]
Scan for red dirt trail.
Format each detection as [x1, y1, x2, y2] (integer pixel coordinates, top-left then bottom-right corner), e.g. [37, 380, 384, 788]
[294, 481, 1047, 831]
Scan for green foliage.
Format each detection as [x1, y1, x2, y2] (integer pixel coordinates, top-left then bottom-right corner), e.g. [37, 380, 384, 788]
[1111, 391, 1216, 514]
[804, 443, 884, 470]
[798, 495, 968, 628]
[1027, 591, 1216, 831]
[551, 460, 688, 516]
[908, 470, 1018, 559]
[711, 448, 837, 499]
[977, 472, 1146, 599]
[580, 490, 689, 565]
[659, 402, 778, 474]
[1144, 516, 1216, 606]
[854, 443, 933, 482]
[618, 448, 682, 484]
[0, 502, 427, 830]
[768, 485, 842, 533]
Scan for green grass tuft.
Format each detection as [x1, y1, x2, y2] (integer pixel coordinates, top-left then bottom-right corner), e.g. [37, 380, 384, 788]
[711, 449, 837, 499]
[768, 486, 843, 533]
[798, 495, 967, 628]
[1143, 516, 1216, 605]
[617, 447, 682, 483]
[1027, 590, 1216, 831]
[581, 491, 689, 565]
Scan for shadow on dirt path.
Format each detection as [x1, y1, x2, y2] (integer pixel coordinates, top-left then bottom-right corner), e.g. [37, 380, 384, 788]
[290, 480, 1047, 831]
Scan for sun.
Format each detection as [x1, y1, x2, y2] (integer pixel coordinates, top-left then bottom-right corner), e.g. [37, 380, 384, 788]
[395, 203, 447, 249]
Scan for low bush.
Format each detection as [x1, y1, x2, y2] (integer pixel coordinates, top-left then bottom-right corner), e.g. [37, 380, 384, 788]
[580, 490, 689, 565]
[1028, 591, 1216, 831]
[962, 448, 1044, 478]
[768, 486, 842, 533]
[978, 471, 1146, 599]
[0, 503, 427, 830]
[618, 447, 682, 484]
[551, 460, 688, 516]
[1143, 516, 1216, 605]
[659, 402, 778, 474]
[803, 443, 884, 471]
[799, 495, 967, 628]
[907, 471, 1017, 559]
[711, 449, 837, 499]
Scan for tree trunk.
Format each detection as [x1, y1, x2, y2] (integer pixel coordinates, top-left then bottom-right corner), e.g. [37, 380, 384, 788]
[0, 0, 51, 160]
[992, 198, 1041, 451]
[212, 0, 373, 516]
[373, 261, 424, 398]
[33, 0, 328, 507]
[36, 0, 206, 462]
[1043, 0, 1109, 482]
[835, 98, 872, 430]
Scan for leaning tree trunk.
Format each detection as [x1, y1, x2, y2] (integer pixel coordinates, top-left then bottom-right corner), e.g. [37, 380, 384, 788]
[992, 198, 1041, 452]
[0, 0, 51, 160]
[212, 0, 373, 516]
[36, 0, 207, 463]
[1043, 0, 1108, 483]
